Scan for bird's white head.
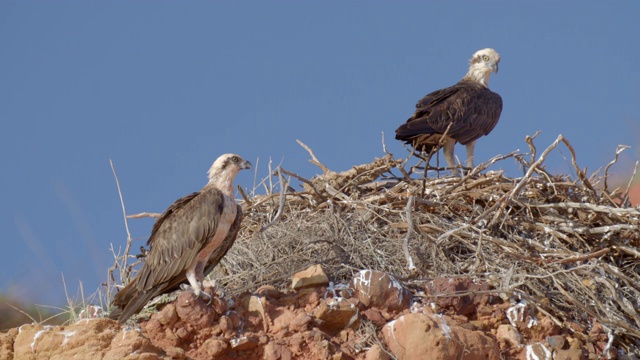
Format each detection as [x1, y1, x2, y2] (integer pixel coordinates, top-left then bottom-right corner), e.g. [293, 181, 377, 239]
[207, 153, 253, 195]
[464, 48, 501, 87]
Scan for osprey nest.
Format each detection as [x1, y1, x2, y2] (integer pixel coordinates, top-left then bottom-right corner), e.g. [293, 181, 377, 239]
[205, 134, 640, 352]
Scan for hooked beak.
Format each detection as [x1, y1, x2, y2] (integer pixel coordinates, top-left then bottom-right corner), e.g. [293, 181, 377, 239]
[242, 160, 253, 170]
[491, 62, 499, 74]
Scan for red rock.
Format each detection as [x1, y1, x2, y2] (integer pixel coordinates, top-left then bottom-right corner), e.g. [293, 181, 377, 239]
[496, 324, 520, 349]
[230, 335, 260, 350]
[361, 308, 387, 327]
[175, 327, 189, 340]
[289, 311, 312, 332]
[382, 312, 500, 360]
[163, 346, 186, 360]
[538, 316, 562, 339]
[210, 296, 228, 315]
[288, 332, 305, 355]
[365, 343, 390, 360]
[313, 298, 359, 335]
[264, 343, 293, 360]
[175, 291, 217, 329]
[199, 338, 228, 358]
[245, 294, 270, 332]
[291, 264, 329, 289]
[350, 270, 411, 312]
[566, 321, 587, 333]
[271, 308, 298, 334]
[256, 285, 282, 299]
[554, 348, 585, 360]
[547, 335, 566, 350]
[218, 315, 236, 337]
[155, 303, 178, 326]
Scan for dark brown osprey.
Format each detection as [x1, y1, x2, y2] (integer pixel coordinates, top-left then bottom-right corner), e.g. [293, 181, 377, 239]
[395, 48, 502, 173]
[109, 153, 252, 323]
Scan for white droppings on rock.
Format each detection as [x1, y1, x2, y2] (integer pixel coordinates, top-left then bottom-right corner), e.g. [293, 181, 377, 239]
[388, 275, 405, 303]
[432, 314, 451, 340]
[506, 301, 528, 327]
[345, 308, 360, 328]
[410, 301, 424, 313]
[31, 325, 52, 352]
[229, 337, 244, 348]
[60, 330, 76, 346]
[352, 269, 373, 297]
[525, 342, 551, 360]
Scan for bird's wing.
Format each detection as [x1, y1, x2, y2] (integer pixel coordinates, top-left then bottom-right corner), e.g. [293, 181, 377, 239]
[397, 82, 502, 145]
[449, 88, 502, 144]
[146, 192, 200, 246]
[395, 85, 463, 139]
[136, 188, 224, 292]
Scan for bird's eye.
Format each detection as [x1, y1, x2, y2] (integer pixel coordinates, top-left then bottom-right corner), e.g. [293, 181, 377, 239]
[231, 156, 239, 163]
[482, 55, 489, 61]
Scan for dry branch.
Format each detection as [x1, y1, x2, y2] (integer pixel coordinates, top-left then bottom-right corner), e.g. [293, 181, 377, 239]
[402, 196, 416, 271]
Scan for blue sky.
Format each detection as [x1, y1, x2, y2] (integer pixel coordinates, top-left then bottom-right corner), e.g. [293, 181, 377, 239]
[1, 1, 638, 306]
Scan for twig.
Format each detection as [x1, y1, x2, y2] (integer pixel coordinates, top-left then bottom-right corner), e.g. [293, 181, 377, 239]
[604, 145, 630, 193]
[280, 167, 326, 200]
[525, 130, 541, 165]
[531, 202, 640, 215]
[549, 247, 611, 265]
[553, 224, 638, 235]
[622, 161, 639, 207]
[381, 131, 391, 155]
[403, 196, 416, 270]
[237, 185, 252, 206]
[260, 166, 288, 232]
[127, 212, 161, 219]
[560, 136, 597, 196]
[109, 159, 134, 285]
[436, 224, 472, 244]
[297, 139, 330, 173]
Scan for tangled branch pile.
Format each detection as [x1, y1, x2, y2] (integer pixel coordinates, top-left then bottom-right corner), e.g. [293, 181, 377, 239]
[212, 134, 640, 351]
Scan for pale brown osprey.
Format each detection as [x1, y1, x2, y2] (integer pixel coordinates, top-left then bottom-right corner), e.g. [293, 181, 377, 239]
[109, 153, 252, 323]
[395, 48, 502, 173]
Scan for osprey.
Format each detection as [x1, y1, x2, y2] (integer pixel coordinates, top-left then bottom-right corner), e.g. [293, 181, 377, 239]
[109, 153, 252, 323]
[395, 48, 502, 173]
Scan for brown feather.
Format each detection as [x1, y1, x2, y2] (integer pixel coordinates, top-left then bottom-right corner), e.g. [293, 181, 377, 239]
[395, 79, 502, 152]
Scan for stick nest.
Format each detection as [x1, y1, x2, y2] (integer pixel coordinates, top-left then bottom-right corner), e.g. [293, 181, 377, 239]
[212, 135, 640, 349]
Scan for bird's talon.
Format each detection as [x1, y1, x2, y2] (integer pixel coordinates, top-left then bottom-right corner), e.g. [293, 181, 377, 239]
[198, 291, 213, 305]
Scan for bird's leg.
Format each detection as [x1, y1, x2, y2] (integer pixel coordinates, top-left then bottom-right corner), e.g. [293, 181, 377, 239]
[183, 265, 213, 305]
[184, 271, 203, 295]
[443, 138, 459, 175]
[465, 141, 476, 173]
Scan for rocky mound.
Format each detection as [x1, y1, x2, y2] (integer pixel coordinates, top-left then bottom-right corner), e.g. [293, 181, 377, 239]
[0, 267, 625, 359]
